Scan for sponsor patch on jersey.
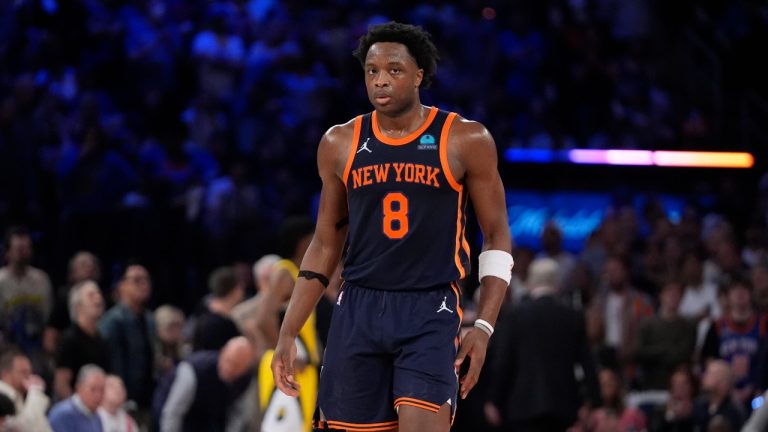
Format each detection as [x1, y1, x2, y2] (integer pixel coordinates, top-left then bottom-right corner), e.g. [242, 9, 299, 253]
[418, 134, 437, 150]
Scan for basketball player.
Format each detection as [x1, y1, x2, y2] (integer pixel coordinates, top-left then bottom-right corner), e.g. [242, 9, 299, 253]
[271, 22, 513, 432]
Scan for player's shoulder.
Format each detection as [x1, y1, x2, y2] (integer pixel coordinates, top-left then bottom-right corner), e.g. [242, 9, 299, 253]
[448, 114, 493, 142]
[322, 115, 362, 147]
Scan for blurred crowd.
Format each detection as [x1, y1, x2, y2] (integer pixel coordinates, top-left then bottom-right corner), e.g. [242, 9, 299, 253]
[1, 0, 768, 431]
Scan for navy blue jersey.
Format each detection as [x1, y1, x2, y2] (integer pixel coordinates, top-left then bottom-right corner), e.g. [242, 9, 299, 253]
[341, 106, 470, 290]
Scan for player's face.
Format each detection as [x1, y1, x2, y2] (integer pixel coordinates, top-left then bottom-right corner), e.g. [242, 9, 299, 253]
[364, 42, 423, 115]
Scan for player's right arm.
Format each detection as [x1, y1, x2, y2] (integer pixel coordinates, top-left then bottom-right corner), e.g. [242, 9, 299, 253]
[271, 120, 353, 397]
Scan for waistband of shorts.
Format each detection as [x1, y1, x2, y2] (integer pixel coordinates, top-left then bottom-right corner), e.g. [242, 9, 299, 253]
[341, 280, 458, 293]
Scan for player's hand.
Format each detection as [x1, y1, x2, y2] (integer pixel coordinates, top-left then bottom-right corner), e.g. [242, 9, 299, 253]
[24, 374, 45, 392]
[454, 327, 490, 399]
[271, 335, 300, 397]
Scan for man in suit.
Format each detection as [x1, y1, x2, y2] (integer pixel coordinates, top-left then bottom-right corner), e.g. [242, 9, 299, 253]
[485, 258, 601, 431]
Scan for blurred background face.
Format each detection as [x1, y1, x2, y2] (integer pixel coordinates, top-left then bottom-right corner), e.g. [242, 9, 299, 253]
[5, 356, 32, 393]
[604, 258, 627, 288]
[6, 235, 32, 267]
[69, 252, 100, 284]
[681, 254, 702, 285]
[599, 369, 620, 403]
[217, 339, 254, 383]
[669, 371, 694, 400]
[77, 372, 106, 412]
[727, 284, 752, 310]
[78, 281, 104, 320]
[122, 265, 151, 304]
[102, 376, 126, 408]
[660, 282, 683, 312]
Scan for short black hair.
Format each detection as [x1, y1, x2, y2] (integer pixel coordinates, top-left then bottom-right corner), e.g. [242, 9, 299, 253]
[353, 21, 440, 89]
[4, 225, 30, 250]
[208, 266, 240, 298]
[0, 348, 24, 375]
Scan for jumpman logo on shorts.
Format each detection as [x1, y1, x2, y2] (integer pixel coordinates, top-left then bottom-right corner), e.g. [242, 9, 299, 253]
[357, 138, 372, 153]
[437, 296, 454, 314]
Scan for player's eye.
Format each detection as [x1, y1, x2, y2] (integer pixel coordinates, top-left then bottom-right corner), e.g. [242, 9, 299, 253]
[391, 68, 400, 74]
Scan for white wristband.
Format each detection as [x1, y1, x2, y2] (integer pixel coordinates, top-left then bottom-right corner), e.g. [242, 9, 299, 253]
[474, 319, 494, 337]
[478, 250, 514, 285]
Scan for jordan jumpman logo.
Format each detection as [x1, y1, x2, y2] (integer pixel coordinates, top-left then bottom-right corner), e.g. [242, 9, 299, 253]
[437, 296, 454, 314]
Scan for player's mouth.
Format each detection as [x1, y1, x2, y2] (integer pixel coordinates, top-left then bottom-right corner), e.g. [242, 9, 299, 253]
[374, 94, 392, 104]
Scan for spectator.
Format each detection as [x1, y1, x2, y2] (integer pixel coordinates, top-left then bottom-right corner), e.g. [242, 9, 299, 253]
[54, 280, 109, 400]
[537, 221, 576, 288]
[701, 278, 768, 406]
[0, 226, 53, 357]
[231, 254, 281, 346]
[98, 375, 138, 432]
[651, 367, 698, 432]
[160, 336, 254, 432]
[0, 349, 51, 431]
[679, 252, 722, 321]
[46, 251, 101, 355]
[98, 264, 155, 412]
[154, 305, 186, 376]
[255, 216, 318, 358]
[589, 368, 648, 432]
[485, 258, 601, 431]
[48, 364, 106, 432]
[693, 360, 745, 431]
[191, 266, 243, 352]
[587, 255, 654, 376]
[634, 280, 697, 390]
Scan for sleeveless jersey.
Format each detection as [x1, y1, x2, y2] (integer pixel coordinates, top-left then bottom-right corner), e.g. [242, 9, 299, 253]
[714, 313, 768, 388]
[341, 106, 470, 290]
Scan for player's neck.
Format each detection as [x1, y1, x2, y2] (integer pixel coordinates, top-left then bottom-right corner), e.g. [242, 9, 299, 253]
[375, 103, 428, 138]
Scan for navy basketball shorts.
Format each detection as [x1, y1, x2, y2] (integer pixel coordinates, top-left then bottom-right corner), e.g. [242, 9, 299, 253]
[315, 282, 462, 431]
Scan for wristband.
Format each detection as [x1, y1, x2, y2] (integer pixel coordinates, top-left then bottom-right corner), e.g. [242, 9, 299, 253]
[298, 270, 329, 288]
[474, 319, 494, 337]
[478, 250, 514, 285]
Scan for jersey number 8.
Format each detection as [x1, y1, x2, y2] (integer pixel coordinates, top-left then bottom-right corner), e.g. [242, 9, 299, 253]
[382, 192, 409, 239]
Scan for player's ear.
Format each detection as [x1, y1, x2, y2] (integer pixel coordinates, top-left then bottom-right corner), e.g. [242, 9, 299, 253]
[415, 69, 423, 88]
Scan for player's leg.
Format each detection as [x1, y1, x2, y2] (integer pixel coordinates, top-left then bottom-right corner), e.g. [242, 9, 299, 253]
[398, 403, 451, 432]
[391, 284, 462, 432]
[315, 283, 399, 431]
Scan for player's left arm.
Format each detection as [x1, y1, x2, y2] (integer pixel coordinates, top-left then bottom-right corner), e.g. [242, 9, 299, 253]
[450, 118, 512, 399]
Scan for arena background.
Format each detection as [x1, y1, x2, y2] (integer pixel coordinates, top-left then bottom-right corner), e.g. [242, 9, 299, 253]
[1, 0, 767, 431]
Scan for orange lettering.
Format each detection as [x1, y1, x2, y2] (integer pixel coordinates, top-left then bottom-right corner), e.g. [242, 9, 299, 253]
[352, 168, 363, 189]
[363, 166, 373, 186]
[374, 163, 390, 183]
[393, 163, 405, 181]
[426, 167, 440, 187]
[415, 164, 426, 185]
[404, 163, 415, 182]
